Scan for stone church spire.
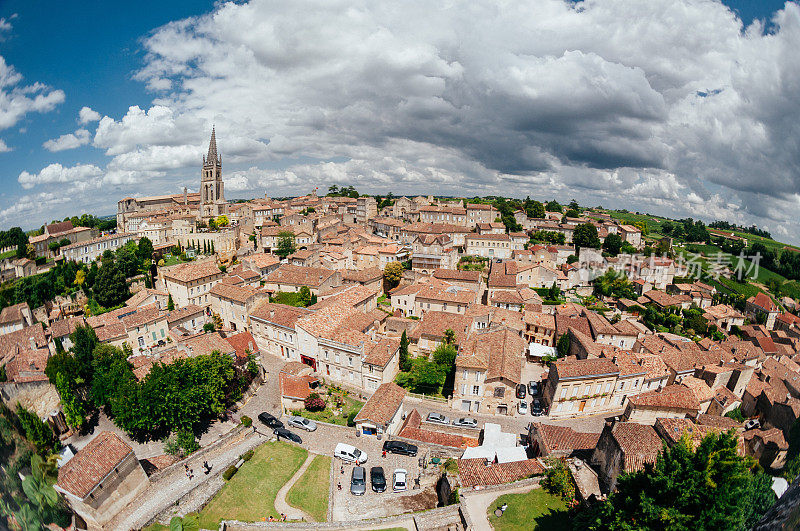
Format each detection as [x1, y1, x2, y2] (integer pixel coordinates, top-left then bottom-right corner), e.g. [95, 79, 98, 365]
[205, 126, 220, 164]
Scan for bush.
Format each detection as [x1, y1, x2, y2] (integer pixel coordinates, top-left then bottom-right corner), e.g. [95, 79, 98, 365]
[241, 449, 254, 461]
[347, 411, 357, 427]
[543, 458, 576, 500]
[223, 466, 238, 481]
[240, 415, 252, 427]
[305, 392, 326, 412]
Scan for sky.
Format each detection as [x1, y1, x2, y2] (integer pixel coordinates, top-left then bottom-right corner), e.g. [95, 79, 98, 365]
[1, 0, 799, 242]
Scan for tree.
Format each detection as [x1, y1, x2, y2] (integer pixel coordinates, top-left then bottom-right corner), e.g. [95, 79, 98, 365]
[548, 281, 560, 301]
[442, 329, 456, 346]
[298, 286, 312, 307]
[70, 325, 99, 385]
[384, 261, 404, 287]
[573, 223, 601, 250]
[576, 431, 776, 531]
[602, 233, 623, 256]
[16, 405, 57, 454]
[167, 294, 175, 311]
[545, 200, 562, 213]
[215, 215, 229, 227]
[93, 259, 129, 307]
[55, 373, 85, 430]
[276, 231, 296, 258]
[556, 333, 570, 358]
[399, 330, 411, 372]
[137, 237, 154, 263]
[528, 200, 545, 219]
[396, 357, 445, 394]
[74, 269, 85, 286]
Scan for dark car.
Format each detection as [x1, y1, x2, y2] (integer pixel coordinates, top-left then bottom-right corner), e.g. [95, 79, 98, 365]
[258, 412, 283, 429]
[528, 381, 541, 397]
[531, 398, 544, 416]
[273, 427, 302, 444]
[370, 466, 386, 493]
[350, 466, 366, 496]
[516, 384, 527, 399]
[383, 440, 418, 457]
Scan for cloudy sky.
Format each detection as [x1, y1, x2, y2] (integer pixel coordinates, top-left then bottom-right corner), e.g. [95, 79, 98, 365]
[1, 0, 799, 240]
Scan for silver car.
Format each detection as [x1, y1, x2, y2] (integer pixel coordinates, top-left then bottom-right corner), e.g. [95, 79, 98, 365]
[452, 417, 478, 428]
[426, 412, 450, 425]
[287, 416, 318, 432]
[350, 466, 366, 496]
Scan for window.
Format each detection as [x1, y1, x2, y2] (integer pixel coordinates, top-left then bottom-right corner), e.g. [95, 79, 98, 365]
[595, 383, 602, 394]
[335, 353, 340, 363]
[619, 382, 625, 391]
[348, 357, 353, 367]
[633, 379, 639, 388]
[605, 381, 612, 393]
[560, 387, 567, 399]
[463, 369, 468, 379]
[493, 387, 505, 398]
[571, 386, 578, 397]
[473, 385, 480, 395]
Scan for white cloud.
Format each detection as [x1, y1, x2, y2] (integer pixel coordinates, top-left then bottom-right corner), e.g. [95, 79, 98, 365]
[0, 191, 70, 226]
[17, 0, 800, 241]
[78, 106, 101, 124]
[43, 128, 91, 152]
[18, 163, 103, 190]
[0, 55, 65, 131]
[0, 138, 10, 152]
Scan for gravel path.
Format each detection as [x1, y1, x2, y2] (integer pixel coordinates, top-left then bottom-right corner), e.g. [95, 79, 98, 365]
[274, 452, 317, 522]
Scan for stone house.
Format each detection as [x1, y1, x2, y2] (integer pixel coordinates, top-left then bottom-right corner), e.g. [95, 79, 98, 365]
[263, 264, 341, 295]
[354, 382, 406, 437]
[55, 431, 149, 530]
[544, 358, 620, 419]
[160, 259, 224, 308]
[591, 421, 662, 492]
[621, 384, 701, 424]
[208, 282, 267, 332]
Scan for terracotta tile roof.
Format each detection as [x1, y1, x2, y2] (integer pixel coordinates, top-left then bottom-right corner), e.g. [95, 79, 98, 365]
[553, 358, 620, 381]
[433, 269, 481, 282]
[743, 428, 788, 450]
[125, 288, 168, 308]
[209, 282, 260, 304]
[279, 372, 317, 400]
[162, 259, 222, 283]
[524, 311, 555, 329]
[415, 283, 479, 305]
[748, 292, 777, 312]
[411, 311, 471, 341]
[362, 337, 400, 367]
[4, 346, 50, 383]
[654, 417, 731, 451]
[225, 331, 259, 359]
[49, 316, 86, 338]
[166, 304, 205, 324]
[120, 304, 165, 329]
[265, 264, 337, 288]
[456, 328, 525, 383]
[491, 290, 524, 305]
[611, 423, 663, 473]
[532, 423, 601, 454]
[398, 409, 479, 449]
[458, 458, 544, 489]
[555, 315, 592, 339]
[0, 322, 48, 365]
[681, 376, 715, 403]
[0, 302, 30, 325]
[56, 432, 133, 499]
[696, 414, 743, 430]
[181, 332, 236, 357]
[313, 284, 378, 310]
[241, 252, 280, 269]
[250, 301, 311, 329]
[341, 267, 383, 283]
[585, 311, 618, 337]
[633, 352, 671, 381]
[354, 382, 406, 426]
[627, 384, 701, 412]
[46, 220, 74, 235]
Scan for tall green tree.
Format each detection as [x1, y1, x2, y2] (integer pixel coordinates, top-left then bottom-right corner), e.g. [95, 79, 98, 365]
[399, 330, 411, 372]
[93, 259, 129, 307]
[573, 223, 601, 250]
[276, 231, 296, 258]
[55, 373, 85, 430]
[575, 431, 776, 531]
[602, 233, 623, 256]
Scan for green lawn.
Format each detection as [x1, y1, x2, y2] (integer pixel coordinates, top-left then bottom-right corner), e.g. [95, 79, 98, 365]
[291, 395, 363, 426]
[487, 488, 570, 531]
[286, 454, 331, 521]
[197, 441, 308, 528]
[272, 291, 311, 307]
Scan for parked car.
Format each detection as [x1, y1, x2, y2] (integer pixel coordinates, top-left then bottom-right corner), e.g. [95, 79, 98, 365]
[426, 412, 450, 425]
[350, 466, 366, 495]
[287, 416, 318, 432]
[516, 384, 527, 399]
[528, 381, 540, 396]
[518, 400, 528, 415]
[370, 466, 386, 493]
[335, 442, 368, 464]
[531, 398, 544, 416]
[258, 412, 283, 429]
[273, 427, 302, 444]
[393, 468, 408, 492]
[383, 440, 418, 456]
[452, 417, 478, 428]
[745, 419, 761, 431]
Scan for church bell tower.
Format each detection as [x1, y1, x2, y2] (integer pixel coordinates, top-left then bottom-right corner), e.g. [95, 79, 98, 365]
[200, 126, 226, 219]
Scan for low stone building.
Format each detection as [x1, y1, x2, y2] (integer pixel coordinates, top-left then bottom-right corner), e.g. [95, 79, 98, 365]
[354, 382, 406, 437]
[55, 431, 149, 530]
[591, 421, 663, 492]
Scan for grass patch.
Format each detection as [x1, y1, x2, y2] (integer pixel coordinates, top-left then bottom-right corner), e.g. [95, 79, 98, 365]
[286, 454, 331, 521]
[291, 395, 363, 427]
[487, 487, 570, 531]
[198, 441, 307, 528]
[142, 524, 170, 531]
[271, 291, 313, 307]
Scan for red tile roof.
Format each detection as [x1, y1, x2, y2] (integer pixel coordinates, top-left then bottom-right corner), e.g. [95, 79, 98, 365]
[354, 382, 406, 426]
[458, 458, 544, 489]
[57, 432, 134, 499]
[611, 423, 663, 473]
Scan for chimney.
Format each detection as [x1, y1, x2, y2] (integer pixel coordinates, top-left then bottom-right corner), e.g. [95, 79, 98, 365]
[29, 337, 36, 350]
[183, 187, 188, 205]
[270, 310, 275, 319]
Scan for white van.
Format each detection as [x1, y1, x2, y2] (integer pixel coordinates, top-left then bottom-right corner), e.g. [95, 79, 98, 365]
[334, 443, 368, 464]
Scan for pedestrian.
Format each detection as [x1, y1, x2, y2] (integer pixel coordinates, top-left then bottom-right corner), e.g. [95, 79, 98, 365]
[337, 482, 342, 491]
[281, 513, 286, 521]
[382, 450, 387, 458]
[340, 465, 344, 474]
[268, 515, 274, 522]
